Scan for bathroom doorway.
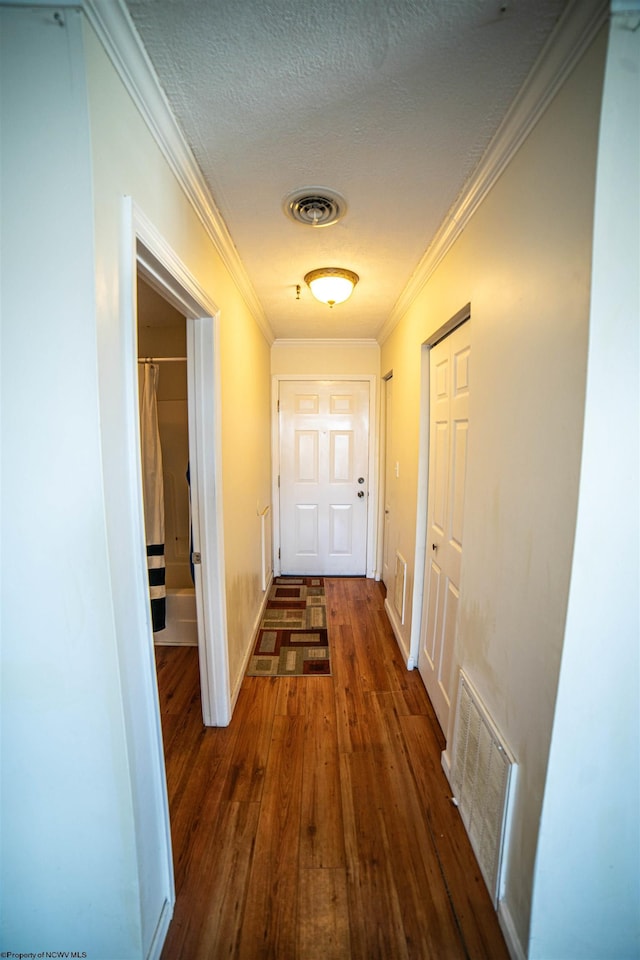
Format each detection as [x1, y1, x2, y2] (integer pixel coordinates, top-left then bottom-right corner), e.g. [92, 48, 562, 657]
[137, 278, 196, 645]
[132, 221, 230, 727]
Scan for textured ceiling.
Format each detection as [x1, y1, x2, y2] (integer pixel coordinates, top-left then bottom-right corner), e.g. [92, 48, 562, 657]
[124, 0, 568, 340]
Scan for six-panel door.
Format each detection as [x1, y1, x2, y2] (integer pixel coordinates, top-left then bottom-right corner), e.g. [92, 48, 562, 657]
[418, 323, 470, 733]
[279, 380, 370, 575]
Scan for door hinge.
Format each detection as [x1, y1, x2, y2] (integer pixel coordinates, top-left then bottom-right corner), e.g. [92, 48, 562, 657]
[192, 552, 201, 565]
[278, 548, 281, 559]
[278, 474, 280, 488]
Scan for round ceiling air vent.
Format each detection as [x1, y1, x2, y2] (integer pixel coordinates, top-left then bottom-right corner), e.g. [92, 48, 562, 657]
[283, 188, 347, 227]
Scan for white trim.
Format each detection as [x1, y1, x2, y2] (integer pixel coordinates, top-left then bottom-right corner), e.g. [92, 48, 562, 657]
[409, 341, 433, 668]
[126, 199, 231, 727]
[378, 0, 609, 343]
[376, 373, 391, 582]
[146, 897, 173, 960]
[230, 571, 274, 711]
[82, 0, 273, 346]
[384, 596, 411, 665]
[497, 899, 528, 960]
[441, 748, 452, 786]
[187, 316, 232, 726]
[272, 374, 378, 579]
[118, 196, 176, 934]
[273, 338, 380, 348]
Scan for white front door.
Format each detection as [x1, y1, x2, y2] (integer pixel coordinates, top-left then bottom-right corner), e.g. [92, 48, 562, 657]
[418, 322, 470, 732]
[279, 380, 369, 575]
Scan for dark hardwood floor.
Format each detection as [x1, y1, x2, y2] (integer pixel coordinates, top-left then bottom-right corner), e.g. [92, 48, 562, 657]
[155, 577, 510, 960]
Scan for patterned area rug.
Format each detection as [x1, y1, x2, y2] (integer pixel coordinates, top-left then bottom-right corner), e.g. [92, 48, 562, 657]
[246, 577, 331, 677]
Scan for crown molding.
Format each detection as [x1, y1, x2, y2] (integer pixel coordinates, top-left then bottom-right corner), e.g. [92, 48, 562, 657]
[377, 0, 610, 345]
[82, 0, 274, 345]
[273, 338, 380, 348]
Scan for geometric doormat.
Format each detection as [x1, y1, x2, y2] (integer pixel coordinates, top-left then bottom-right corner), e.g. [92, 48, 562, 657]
[245, 577, 331, 677]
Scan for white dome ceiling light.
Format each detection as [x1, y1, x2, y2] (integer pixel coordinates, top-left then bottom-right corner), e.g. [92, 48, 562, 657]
[304, 267, 359, 308]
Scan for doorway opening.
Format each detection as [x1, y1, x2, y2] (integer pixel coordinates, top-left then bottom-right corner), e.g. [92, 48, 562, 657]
[132, 213, 230, 728]
[137, 277, 199, 647]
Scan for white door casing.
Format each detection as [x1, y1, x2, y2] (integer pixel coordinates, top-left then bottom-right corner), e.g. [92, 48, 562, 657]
[278, 379, 370, 575]
[131, 203, 230, 728]
[418, 321, 470, 733]
[382, 374, 395, 590]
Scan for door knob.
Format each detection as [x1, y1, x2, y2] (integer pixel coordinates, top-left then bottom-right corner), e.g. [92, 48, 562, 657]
[357, 490, 365, 498]
[432, 543, 438, 551]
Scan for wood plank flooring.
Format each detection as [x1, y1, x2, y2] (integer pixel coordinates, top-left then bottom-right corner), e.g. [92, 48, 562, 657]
[155, 577, 510, 960]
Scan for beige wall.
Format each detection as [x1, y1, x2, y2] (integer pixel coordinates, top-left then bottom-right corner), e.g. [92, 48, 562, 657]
[220, 291, 273, 684]
[380, 28, 607, 951]
[84, 17, 272, 953]
[271, 338, 380, 376]
[85, 22, 272, 693]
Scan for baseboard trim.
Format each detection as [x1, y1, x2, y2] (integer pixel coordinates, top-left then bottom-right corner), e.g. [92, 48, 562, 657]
[498, 898, 527, 960]
[384, 597, 411, 666]
[146, 896, 174, 960]
[229, 574, 273, 711]
[441, 748, 453, 787]
[153, 637, 198, 647]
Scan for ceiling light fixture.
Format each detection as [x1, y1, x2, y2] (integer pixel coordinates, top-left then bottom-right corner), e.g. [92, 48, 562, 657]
[304, 268, 359, 308]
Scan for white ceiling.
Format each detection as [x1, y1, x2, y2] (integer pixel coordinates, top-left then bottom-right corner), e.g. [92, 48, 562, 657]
[124, 0, 568, 340]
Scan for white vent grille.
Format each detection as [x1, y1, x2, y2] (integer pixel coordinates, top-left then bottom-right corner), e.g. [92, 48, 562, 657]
[451, 670, 517, 905]
[282, 187, 347, 227]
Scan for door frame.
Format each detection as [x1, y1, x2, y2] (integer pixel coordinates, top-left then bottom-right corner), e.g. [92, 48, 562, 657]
[271, 374, 379, 579]
[379, 370, 394, 589]
[409, 304, 471, 673]
[124, 198, 230, 726]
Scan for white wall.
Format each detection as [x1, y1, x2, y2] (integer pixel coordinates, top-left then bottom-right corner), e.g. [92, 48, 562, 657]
[1, 5, 274, 956]
[379, 25, 608, 956]
[1, 9, 142, 955]
[529, 11, 640, 957]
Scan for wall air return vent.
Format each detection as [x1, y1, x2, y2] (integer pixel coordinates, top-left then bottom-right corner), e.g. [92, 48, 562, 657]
[283, 188, 347, 227]
[450, 669, 518, 906]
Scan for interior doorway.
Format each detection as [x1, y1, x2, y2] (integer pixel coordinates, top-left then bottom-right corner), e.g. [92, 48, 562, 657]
[132, 219, 230, 728]
[137, 277, 193, 643]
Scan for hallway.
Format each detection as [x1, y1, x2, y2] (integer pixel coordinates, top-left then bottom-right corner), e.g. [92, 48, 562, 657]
[156, 578, 509, 959]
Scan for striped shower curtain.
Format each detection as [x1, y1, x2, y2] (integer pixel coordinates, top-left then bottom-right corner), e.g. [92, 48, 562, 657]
[138, 362, 166, 632]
